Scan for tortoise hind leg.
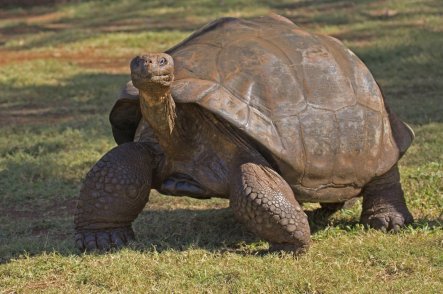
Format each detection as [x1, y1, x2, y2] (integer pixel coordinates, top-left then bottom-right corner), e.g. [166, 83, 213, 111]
[318, 198, 358, 216]
[75, 142, 154, 251]
[230, 161, 311, 254]
[361, 164, 413, 231]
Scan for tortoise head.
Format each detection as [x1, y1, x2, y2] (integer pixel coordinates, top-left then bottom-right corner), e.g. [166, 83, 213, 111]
[130, 53, 174, 91]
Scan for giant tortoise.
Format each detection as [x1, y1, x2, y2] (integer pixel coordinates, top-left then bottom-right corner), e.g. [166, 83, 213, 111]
[74, 14, 414, 253]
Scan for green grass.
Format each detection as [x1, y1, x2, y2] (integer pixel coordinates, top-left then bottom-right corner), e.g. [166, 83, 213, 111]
[0, 0, 442, 293]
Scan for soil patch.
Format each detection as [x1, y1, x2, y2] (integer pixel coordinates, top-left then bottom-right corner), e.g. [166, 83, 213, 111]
[0, 198, 77, 221]
[0, 49, 131, 73]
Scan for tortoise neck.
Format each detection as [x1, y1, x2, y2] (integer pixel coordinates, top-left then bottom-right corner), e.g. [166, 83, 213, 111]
[139, 89, 178, 151]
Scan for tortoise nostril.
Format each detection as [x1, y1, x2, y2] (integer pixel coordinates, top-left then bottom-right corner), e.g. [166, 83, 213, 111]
[140, 55, 152, 65]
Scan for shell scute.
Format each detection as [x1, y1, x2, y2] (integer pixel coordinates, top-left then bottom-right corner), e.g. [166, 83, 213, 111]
[299, 107, 338, 188]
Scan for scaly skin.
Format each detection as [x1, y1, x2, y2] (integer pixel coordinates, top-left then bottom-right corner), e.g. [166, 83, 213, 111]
[361, 164, 413, 232]
[230, 161, 311, 254]
[75, 142, 154, 250]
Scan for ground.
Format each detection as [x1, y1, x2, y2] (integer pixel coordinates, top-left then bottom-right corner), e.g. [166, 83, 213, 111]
[0, 0, 442, 293]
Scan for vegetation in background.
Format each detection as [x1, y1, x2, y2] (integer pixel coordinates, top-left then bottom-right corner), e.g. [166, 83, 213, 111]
[0, 0, 442, 292]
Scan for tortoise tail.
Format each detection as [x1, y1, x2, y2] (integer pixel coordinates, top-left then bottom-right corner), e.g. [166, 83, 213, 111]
[387, 108, 414, 158]
[377, 82, 414, 158]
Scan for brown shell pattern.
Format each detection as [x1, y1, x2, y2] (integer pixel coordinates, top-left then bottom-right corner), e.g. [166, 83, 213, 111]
[168, 15, 399, 201]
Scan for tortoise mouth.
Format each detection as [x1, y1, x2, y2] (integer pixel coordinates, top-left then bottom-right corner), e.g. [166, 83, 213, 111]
[131, 72, 174, 88]
[149, 73, 174, 84]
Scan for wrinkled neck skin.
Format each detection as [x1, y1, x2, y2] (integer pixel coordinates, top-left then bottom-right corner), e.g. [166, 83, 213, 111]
[139, 86, 177, 152]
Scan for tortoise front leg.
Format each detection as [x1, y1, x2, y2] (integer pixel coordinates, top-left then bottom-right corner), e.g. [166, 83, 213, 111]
[230, 161, 311, 254]
[74, 142, 154, 251]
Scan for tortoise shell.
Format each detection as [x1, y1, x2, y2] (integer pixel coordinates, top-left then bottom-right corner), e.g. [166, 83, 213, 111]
[111, 15, 404, 202]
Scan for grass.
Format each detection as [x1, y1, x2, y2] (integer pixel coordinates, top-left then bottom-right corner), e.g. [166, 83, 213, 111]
[0, 0, 442, 292]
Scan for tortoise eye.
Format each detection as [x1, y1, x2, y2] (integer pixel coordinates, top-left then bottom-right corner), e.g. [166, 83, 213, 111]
[159, 57, 167, 66]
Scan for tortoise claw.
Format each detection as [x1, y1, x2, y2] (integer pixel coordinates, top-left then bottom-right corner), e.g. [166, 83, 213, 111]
[75, 226, 135, 252]
[361, 210, 413, 232]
